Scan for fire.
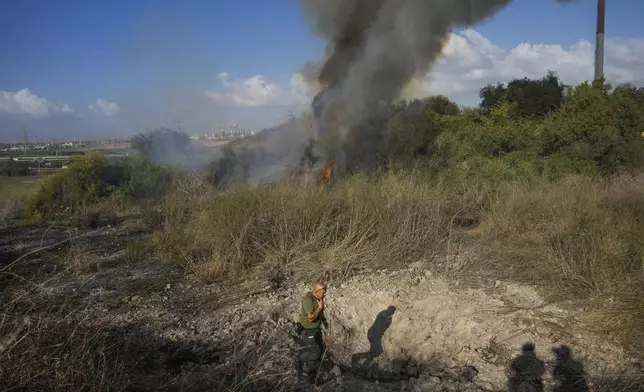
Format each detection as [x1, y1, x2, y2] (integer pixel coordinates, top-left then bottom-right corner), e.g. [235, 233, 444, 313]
[319, 160, 333, 190]
[324, 161, 332, 182]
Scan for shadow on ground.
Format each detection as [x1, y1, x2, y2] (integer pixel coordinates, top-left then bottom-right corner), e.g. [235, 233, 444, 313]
[311, 306, 644, 392]
[506, 342, 642, 392]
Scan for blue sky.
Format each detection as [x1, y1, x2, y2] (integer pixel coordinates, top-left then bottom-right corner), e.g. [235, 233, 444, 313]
[1, 0, 643, 142]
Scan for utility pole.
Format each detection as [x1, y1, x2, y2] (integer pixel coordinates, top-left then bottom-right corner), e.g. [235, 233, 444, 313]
[594, 0, 606, 81]
[176, 119, 183, 133]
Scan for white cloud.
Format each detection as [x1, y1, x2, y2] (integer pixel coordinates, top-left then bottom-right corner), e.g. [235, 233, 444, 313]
[0, 88, 74, 117]
[206, 72, 294, 107]
[282, 30, 644, 107]
[413, 29, 644, 104]
[89, 98, 121, 116]
[61, 104, 73, 114]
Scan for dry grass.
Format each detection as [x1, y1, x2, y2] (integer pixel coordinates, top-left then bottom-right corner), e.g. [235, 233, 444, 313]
[0, 175, 41, 200]
[123, 237, 156, 264]
[474, 173, 644, 354]
[578, 294, 644, 355]
[477, 173, 644, 297]
[590, 373, 644, 392]
[147, 170, 644, 356]
[0, 199, 20, 228]
[58, 245, 100, 273]
[0, 299, 126, 391]
[70, 199, 122, 229]
[152, 170, 461, 283]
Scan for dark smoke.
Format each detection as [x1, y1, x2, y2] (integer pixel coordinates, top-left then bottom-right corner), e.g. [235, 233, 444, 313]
[301, 0, 575, 171]
[212, 0, 578, 185]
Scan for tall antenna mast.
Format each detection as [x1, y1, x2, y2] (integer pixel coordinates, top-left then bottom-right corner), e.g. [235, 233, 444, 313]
[594, 0, 606, 81]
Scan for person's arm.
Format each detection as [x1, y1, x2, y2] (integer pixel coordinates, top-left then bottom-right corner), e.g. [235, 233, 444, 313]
[305, 297, 324, 323]
[302, 296, 320, 323]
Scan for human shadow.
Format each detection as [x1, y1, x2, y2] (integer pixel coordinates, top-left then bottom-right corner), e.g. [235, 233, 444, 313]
[552, 345, 589, 392]
[507, 343, 545, 392]
[351, 306, 396, 369]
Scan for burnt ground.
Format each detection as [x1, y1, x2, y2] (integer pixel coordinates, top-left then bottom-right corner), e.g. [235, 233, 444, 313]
[1, 220, 643, 392]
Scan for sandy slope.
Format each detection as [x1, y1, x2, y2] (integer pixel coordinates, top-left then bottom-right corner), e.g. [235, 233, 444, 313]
[313, 265, 630, 390]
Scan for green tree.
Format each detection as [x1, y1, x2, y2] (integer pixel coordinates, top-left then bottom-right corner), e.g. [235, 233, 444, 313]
[479, 71, 567, 117]
[421, 95, 460, 116]
[0, 157, 31, 176]
[384, 99, 446, 161]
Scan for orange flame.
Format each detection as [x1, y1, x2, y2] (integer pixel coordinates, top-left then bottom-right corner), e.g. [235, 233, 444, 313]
[324, 162, 332, 182]
[319, 160, 333, 191]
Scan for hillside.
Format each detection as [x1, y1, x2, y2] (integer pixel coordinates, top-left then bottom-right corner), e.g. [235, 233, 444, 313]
[1, 75, 644, 391]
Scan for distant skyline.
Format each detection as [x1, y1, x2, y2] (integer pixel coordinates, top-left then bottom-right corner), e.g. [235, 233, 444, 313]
[1, 0, 643, 143]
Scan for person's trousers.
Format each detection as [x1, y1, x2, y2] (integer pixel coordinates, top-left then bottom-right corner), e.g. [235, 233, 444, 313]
[298, 328, 323, 379]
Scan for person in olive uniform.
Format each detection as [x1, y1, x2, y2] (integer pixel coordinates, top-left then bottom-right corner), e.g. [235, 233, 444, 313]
[297, 281, 328, 383]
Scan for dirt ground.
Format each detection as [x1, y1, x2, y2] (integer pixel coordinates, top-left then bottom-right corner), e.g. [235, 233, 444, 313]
[1, 222, 642, 392]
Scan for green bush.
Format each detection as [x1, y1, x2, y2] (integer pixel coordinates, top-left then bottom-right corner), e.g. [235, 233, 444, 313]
[384, 97, 458, 162]
[113, 156, 173, 201]
[422, 77, 644, 181]
[23, 152, 172, 221]
[0, 158, 32, 176]
[24, 152, 116, 220]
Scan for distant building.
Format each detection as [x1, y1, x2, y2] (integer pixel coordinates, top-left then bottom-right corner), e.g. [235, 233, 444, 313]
[192, 125, 259, 141]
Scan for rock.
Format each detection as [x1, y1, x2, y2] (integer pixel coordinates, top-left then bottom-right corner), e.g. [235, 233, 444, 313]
[424, 270, 432, 278]
[331, 365, 342, 377]
[130, 295, 142, 302]
[494, 280, 501, 288]
[459, 365, 478, 381]
[165, 284, 171, 290]
[474, 380, 494, 391]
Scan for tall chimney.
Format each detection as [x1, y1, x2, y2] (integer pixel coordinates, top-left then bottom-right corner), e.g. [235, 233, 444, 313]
[594, 0, 606, 81]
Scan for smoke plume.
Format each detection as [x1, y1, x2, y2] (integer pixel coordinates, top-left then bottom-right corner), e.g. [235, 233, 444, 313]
[213, 0, 578, 184]
[301, 0, 574, 171]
